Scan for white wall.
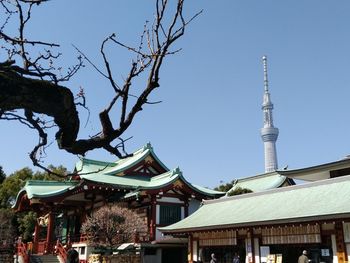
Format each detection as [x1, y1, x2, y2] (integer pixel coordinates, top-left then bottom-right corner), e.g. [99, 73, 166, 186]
[193, 240, 198, 262]
[72, 243, 93, 262]
[245, 238, 253, 263]
[254, 238, 260, 263]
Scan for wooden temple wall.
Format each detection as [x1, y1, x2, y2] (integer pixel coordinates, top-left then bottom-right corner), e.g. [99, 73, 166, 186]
[188, 220, 350, 263]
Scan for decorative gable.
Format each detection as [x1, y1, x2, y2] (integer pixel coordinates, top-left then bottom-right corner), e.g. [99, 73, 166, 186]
[122, 155, 167, 177]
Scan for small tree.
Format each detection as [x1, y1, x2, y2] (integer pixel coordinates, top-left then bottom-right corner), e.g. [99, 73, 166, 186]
[214, 180, 236, 192]
[227, 187, 253, 196]
[17, 211, 37, 242]
[0, 166, 5, 184]
[0, 165, 67, 241]
[81, 205, 148, 249]
[0, 165, 67, 208]
[0, 208, 16, 250]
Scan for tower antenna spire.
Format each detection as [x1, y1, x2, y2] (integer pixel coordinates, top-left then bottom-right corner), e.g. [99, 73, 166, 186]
[260, 55, 279, 173]
[262, 55, 269, 92]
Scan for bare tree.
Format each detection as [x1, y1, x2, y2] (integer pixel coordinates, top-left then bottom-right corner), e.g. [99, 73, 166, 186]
[81, 205, 148, 248]
[0, 0, 200, 173]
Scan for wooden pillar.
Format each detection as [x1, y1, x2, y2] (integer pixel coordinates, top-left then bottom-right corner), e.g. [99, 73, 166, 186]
[246, 230, 254, 263]
[33, 221, 40, 254]
[45, 213, 54, 254]
[250, 229, 256, 263]
[188, 234, 193, 263]
[335, 221, 347, 263]
[150, 196, 157, 241]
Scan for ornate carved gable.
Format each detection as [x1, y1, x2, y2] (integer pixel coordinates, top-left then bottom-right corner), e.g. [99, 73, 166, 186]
[122, 155, 167, 177]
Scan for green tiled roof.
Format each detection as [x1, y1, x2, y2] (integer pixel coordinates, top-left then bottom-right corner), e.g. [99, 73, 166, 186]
[75, 158, 116, 174]
[76, 143, 169, 175]
[161, 175, 350, 233]
[191, 184, 225, 196]
[13, 168, 223, 209]
[82, 169, 178, 189]
[20, 180, 78, 199]
[13, 143, 223, 210]
[227, 172, 289, 194]
[13, 180, 78, 209]
[82, 167, 224, 196]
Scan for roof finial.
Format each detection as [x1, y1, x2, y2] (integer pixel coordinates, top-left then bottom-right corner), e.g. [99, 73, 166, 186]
[262, 55, 269, 92]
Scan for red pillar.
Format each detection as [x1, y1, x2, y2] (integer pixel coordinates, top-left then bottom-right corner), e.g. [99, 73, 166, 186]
[33, 221, 40, 254]
[45, 213, 54, 254]
[150, 196, 157, 241]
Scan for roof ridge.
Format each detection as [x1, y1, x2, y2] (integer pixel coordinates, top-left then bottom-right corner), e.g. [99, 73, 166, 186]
[237, 171, 281, 182]
[150, 168, 180, 181]
[26, 180, 78, 185]
[132, 142, 153, 155]
[277, 157, 350, 175]
[81, 158, 116, 167]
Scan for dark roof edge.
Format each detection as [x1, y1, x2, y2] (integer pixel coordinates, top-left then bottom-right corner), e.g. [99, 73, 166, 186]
[235, 158, 350, 182]
[277, 158, 350, 176]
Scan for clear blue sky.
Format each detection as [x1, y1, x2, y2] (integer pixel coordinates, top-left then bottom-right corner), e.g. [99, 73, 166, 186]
[1, 0, 350, 188]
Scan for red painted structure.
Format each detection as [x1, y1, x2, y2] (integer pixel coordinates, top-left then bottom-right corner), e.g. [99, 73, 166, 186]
[13, 144, 224, 262]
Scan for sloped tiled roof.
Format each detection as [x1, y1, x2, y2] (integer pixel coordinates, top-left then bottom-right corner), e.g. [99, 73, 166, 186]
[227, 172, 290, 194]
[161, 175, 350, 233]
[13, 143, 224, 209]
[13, 167, 223, 209]
[75, 142, 169, 175]
[18, 180, 77, 199]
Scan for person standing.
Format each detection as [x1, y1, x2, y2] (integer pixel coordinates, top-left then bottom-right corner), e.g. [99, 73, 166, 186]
[67, 248, 79, 263]
[298, 250, 309, 263]
[233, 252, 240, 263]
[210, 253, 217, 263]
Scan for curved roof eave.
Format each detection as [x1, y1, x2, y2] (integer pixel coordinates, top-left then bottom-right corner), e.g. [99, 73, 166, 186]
[81, 168, 223, 197]
[12, 189, 27, 209]
[179, 175, 225, 197]
[82, 169, 180, 190]
[148, 168, 224, 196]
[227, 173, 287, 194]
[12, 181, 78, 209]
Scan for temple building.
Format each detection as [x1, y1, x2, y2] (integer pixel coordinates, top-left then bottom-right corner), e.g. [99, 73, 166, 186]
[13, 143, 224, 263]
[161, 157, 350, 263]
[161, 57, 350, 263]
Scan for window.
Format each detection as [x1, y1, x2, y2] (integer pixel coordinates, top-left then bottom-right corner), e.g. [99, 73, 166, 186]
[159, 205, 181, 225]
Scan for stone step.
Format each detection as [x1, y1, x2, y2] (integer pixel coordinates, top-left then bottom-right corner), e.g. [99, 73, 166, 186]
[30, 254, 60, 263]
